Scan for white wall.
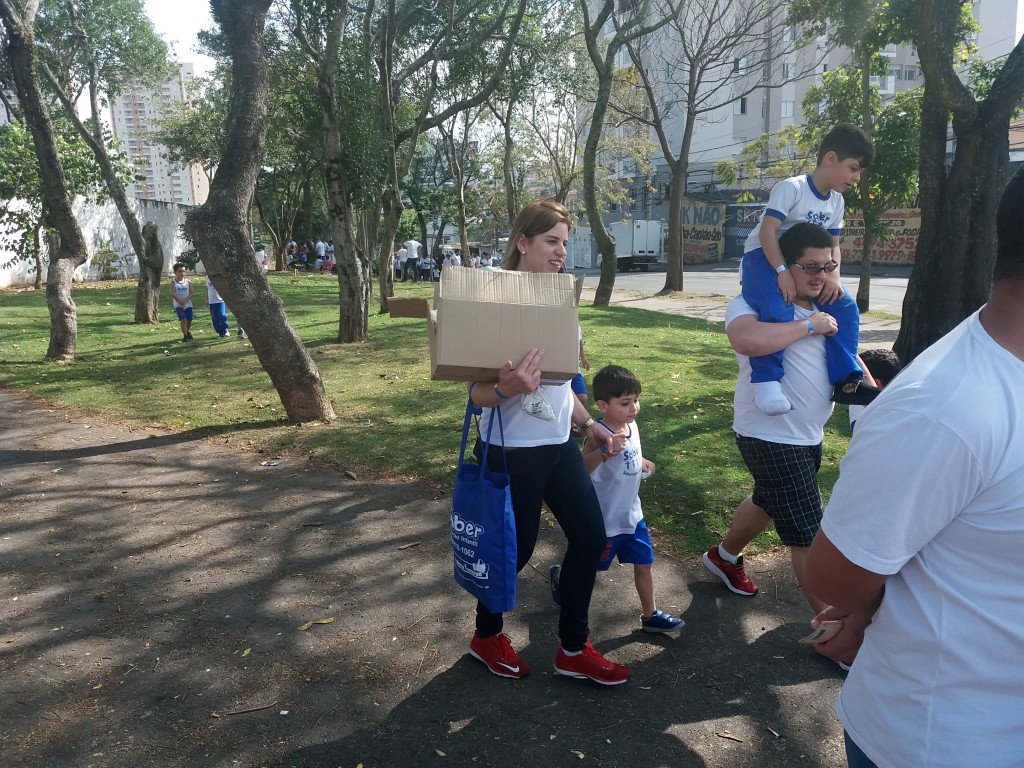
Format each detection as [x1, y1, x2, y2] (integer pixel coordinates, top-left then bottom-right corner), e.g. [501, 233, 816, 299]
[0, 197, 193, 288]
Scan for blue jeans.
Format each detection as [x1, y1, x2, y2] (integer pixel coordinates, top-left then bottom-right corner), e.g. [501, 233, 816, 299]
[475, 437, 606, 651]
[209, 302, 229, 336]
[844, 731, 877, 768]
[741, 247, 861, 385]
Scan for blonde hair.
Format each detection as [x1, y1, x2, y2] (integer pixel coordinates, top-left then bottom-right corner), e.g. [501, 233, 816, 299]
[502, 201, 572, 270]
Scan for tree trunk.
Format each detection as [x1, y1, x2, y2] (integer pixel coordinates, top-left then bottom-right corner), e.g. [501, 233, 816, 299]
[134, 222, 164, 323]
[894, 114, 1007, 362]
[302, 175, 313, 244]
[325, 145, 371, 343]
[188, 0, 334, 423]
[895, 0, 1024, 362]
[337, 205, 373, 341]
[45, 253, 79, 360]
[1, 0, 89, 360]
[455, 172, 470, 259]
[855, 227, 874, 312]
[378, 187, 401, 307]
[661, 161, 685, 294]
[315, 0, 372, 342]
[33, 221, 43, 290]
[584, 52, 619, 307]
[502, 105, 518, 225]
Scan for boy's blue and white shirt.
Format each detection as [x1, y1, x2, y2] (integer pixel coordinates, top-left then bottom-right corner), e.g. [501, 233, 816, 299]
[590, 422, 644, 537]
[743, 173, 845, 254]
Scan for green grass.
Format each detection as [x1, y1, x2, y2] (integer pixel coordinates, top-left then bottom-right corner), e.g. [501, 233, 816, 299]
[863, 309, 901, 322]
[0, 273, 853, 555]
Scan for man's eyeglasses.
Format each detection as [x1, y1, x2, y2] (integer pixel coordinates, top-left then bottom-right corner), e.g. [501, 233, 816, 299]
[791, 261, 838, 276]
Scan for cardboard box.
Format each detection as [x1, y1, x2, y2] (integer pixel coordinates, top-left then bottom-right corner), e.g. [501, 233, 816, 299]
[388, 269, 579, 383]
[386, 296, 430, 319]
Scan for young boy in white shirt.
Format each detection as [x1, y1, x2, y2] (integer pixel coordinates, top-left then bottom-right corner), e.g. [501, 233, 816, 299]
[550, 365, 684, 633]
[169, 262, 194, 342]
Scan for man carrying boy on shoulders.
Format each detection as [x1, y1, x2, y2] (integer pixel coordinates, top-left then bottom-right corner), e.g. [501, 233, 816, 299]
[703, 223, 840, 615]
[741, 123, 878, 415]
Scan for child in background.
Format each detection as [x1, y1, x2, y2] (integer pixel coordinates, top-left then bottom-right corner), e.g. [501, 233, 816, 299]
[570, 328, 591, 407]
[849, 348, 902, 431]
[741, 123, 879, 415]
[205, 276, 230, 338]
[418, 251, 433, 281]
[169, 262, 194, 342]
[550, 365, 684, 633]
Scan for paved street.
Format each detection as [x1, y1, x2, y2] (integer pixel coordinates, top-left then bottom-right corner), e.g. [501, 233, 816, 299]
[576, 260, 910, 316]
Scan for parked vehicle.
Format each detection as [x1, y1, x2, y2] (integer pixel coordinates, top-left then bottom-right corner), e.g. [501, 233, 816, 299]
[610, 220, 663, 272]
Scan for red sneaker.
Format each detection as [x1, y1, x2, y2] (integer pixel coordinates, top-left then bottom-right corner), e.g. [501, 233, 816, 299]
[554, 641, 630, 686]
[702, 545, 758, 596]
[469, 633, 530, 679]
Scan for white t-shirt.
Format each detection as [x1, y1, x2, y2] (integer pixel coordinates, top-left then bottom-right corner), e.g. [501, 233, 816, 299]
[205, 277, 223, 305]
[172, 278, 193, 309]
[451, 254, 462, 267]
[743, 174, 845, 254]
[848, 403, 866, 428]
[315, 240, 326, 258]
[725, 296, 834, 445]
[403, 240, 421, 260]
[589, 421, 643, 536]
[823, 310, 1024, 768]
[478, 381, 572, 448]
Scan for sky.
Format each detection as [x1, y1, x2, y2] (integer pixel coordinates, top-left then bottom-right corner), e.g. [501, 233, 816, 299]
[144, 0, 216, 76]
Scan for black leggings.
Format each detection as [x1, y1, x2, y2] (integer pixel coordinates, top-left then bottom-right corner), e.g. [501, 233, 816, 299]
[474, 437, 606, 651]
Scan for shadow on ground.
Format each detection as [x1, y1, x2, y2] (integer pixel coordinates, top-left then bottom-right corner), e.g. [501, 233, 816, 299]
[0, 389, 846, 768]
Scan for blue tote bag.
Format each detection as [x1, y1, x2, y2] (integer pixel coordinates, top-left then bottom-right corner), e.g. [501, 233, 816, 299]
[450, 400, 517, 613]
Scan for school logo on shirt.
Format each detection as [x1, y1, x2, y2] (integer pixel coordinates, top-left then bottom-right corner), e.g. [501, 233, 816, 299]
[622, 447, 640, 474]
[805, 211, 830, 227]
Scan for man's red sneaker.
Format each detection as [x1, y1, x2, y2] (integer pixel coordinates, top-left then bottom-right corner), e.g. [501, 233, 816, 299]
[469, 633, 530, 679]
[702, 545, 758, 596]
[554, 641, 630, 686]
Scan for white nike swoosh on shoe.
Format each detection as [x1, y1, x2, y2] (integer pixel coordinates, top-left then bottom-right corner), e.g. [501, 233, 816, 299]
[496, 662, 520, 673]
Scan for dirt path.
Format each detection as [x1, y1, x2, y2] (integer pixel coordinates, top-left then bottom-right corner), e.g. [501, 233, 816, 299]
[0, 389, 847, 768]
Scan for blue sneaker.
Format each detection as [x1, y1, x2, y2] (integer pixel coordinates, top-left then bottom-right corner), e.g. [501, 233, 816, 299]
[548, 565, 561, 606]
[641, 609, 684, 633]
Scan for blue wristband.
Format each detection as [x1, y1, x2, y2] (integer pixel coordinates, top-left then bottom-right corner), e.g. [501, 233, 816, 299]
[493, 384, 510, 399]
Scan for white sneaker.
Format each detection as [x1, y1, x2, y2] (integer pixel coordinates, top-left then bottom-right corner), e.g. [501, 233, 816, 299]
[753, 381, 792, 416]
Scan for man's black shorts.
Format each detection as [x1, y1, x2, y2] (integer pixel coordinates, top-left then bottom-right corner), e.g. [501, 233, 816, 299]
[734, 433, 823, 547]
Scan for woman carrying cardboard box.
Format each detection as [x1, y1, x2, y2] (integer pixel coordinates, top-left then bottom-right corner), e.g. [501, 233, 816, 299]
[465, 201, 630, 686]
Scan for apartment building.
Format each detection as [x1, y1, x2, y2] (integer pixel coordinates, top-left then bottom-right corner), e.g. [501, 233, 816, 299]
[108, 63, 209, 206]
[608, 0, 1024, 218]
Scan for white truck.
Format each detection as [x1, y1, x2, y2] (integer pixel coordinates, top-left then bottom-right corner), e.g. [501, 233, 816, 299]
[610, 219, 663, 272]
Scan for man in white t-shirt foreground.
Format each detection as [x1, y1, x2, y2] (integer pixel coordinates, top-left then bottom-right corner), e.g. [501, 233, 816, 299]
[804, 168, 1024, 768]
[702, 223, 841, 614]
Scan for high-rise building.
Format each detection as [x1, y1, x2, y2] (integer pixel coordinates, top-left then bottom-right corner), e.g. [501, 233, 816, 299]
[605, 0, 1024, 212]
[108, 63, 209, 206]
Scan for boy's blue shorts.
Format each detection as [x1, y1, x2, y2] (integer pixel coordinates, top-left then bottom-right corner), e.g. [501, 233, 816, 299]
[174, 306, 194, 321]
[571, 372, 587, 395]
[598, 520, 654, 569]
